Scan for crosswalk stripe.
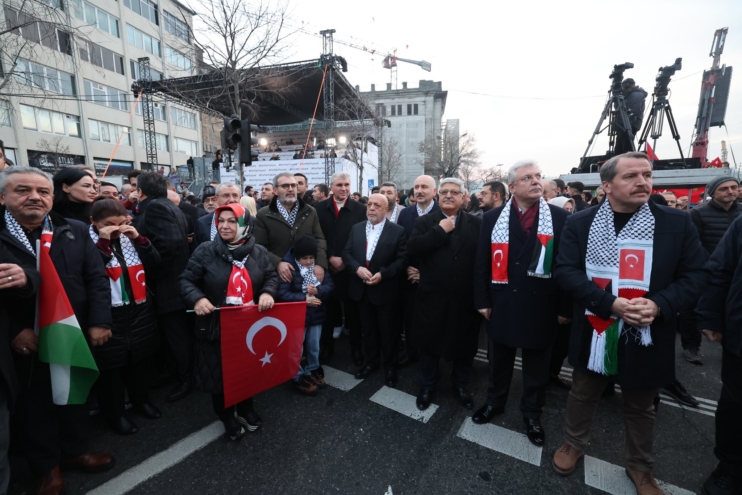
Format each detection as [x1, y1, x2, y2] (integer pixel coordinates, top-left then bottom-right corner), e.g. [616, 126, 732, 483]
[322, 366, 363, 391]
[456, 417, 542, 466]
[369, 386, 439, 423]
[584, 456, 695, 495]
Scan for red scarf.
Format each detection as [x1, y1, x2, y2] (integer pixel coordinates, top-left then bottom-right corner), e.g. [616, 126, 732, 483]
[226, 262, 254, 306]
[513, 197, 538, 236]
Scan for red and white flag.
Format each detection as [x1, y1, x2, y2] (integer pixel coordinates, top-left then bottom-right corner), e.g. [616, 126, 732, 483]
[220, 302, 306, 407]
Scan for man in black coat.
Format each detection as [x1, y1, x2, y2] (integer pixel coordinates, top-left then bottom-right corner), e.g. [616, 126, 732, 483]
[473, 161, 570, 447]
[396, 175, 439, 366]
[0, 167, 114, 493]
[134, 172, 193, 402]
[567, 181, 590, 212]
[342, 194, 407, 386]
[408, 178, 481, 411]
[193, 183, 241, 249]
[696, 214, 742, 495]
[552, 153, 706, 492]
[315, 172, 367, 365]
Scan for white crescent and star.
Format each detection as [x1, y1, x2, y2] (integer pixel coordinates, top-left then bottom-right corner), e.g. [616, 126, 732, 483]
[493, 249, 503, 267]
[135, 270, 145, 286]
[245, 316, 287, 357]
[624, 254, 639, 268]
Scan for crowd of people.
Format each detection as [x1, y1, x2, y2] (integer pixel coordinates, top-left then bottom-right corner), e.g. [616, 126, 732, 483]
[0, 146, 740, 495]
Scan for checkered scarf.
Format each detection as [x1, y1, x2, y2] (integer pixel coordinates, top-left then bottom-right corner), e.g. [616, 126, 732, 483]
[89, 225, 147, 306]
[209, 212, 217, 241]
[5, 209, 36, 254]
[277, 201, 298, 227]
[296, 259, 320, 294]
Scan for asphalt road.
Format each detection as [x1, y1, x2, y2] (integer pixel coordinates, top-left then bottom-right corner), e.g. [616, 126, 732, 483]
[8, 332, 720, 495]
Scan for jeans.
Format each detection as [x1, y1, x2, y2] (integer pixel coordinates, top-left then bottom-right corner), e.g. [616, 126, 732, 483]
[294, 325, 322, 381]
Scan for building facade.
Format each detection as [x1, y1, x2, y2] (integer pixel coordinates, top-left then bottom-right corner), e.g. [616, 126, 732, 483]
[360, 80, 447, 189]
[0, 0, 201, 185]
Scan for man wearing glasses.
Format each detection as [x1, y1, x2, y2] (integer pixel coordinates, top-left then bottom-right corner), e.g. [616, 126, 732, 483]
[473, 160, 571, 447]
[254, 172, 328, 285]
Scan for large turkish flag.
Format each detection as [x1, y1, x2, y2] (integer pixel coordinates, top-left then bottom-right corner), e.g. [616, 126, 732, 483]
[220, 302, 306, 407]
[619, 248, 646, 281]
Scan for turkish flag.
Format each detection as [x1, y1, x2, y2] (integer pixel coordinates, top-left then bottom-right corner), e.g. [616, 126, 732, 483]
[490, 243, 509, 282]
[645, 143, 659, 161]
[220, 302, 306, 407]
[619, 249, 645, 281]
[709, 157, 723, 168]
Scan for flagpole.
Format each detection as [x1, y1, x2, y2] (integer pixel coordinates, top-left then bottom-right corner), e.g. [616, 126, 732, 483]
[186, 308, 221, 313]
[29, 240, 41, 387]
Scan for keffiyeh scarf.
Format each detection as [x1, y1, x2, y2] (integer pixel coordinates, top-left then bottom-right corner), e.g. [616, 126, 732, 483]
[277, 201, 298, 227]
[365, 219, 386, 265]
[5, 209, 37, 254]
[416, 202, 434, 217]
[296, 260, 320, 294]
[490, 197, 554, 283]
[89, 225, 146, 306]
[585, 199, 655, 376]
[209, 212, 218, 241]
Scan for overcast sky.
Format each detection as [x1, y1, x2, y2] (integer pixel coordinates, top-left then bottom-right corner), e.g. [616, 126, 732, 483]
[286, 0, 742, 177]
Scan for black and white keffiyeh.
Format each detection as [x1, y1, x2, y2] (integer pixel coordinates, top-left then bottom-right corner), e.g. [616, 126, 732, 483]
[277, 201, 298, 227]
[5, 209, 35, 254]
[88, 225, 143, 273]
[416, 202, 434, 217]
[296, 259, 320, 294]
[209, 212, 218, 241]
[365, 219, 386, 263]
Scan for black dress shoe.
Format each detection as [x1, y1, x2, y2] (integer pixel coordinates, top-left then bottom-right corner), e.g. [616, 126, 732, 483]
[472, 404, 504, 424]
[355, 364, 378, 379]
[416, 389, 435, 411]
[452, 386, 474, 410]
[352, 348, 365, 367]
[110, 415, 138, 435]
[384, 369, 398, 388]
[133, 402, 162, 419]
[523, 418, 545, 447]
[662, 379, 700, 407]
[167, 381, 191, 402]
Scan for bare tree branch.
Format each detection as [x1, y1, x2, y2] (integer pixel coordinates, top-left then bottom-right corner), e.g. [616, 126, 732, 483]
[418, 131, 481, 179]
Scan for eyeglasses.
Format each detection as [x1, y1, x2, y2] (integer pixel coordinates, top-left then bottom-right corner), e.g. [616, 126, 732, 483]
[279, 183, 298, 190]
[439, 189, 462, 197]
[517, 174, 542, 184]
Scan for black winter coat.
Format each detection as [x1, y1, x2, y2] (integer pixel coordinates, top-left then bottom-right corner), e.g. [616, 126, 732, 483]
[696, 214, 742, 357]
[555, 201, 707, 388]
[134, 197, 191, 314]
[91, 236, 161, 370]
[180, 235, 279, 394]
[690, 200, 741, 259]
[473, 203, 570, 349]
[409, 210, 481, 359]
[276, 249, 334, 326]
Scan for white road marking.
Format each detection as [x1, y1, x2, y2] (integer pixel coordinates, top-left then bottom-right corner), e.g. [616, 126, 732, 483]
[584, 456, 695, 495]
[457, 418, 542, 466]
[369, 386, 438, 423]
[322, 365, 364, 391]
[85, 421, 224, 495]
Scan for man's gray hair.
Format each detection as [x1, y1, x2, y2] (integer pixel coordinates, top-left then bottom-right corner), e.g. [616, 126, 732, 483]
[439, 177, 464, 190]
[600, 152, 651, 183]
[272, 172, 295, 187]
[331, 171, 351, 185]
[0, 166, 53, 194]
[380, 181, 397, 191]
[216, 182, 240, 195]
[507, 160, 540, 184]
[548, 180, 557, 189]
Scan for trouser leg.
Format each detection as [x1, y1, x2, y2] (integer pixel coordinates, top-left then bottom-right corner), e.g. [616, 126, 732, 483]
[345, 300, 363, 351]
[0, 395, 9, 495]
[211, 393, 232, 421]
[294, 327, 309, 382]
[304, 325, 322, 374]
[159, 311, 192, 382]
[378, 302, 399, 371]
[402, 286, 417, 356]
[417, 351, 439, 390]
[563, 369, 607, 451]
[715, 348, 742, 477]
[621, 385, 658, 472]
[549, 323, 571, 376]
[451, 357, 473, 388]
[125, 357, 151, 407]
[97, 368, 125, 419]
[485, 341, 516, 407]
[677, 310, 702, 350]
[520, 347, 551, 419]
[320, 299, 342, 354]
[359, 297, 380, 367]
[57, 403, 90, 459]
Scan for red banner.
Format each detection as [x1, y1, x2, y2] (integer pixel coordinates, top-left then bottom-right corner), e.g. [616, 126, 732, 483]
[490, 243, 509, 282]
[220, 302, 306, 407]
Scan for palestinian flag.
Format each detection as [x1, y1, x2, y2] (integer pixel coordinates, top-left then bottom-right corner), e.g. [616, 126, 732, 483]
[106, 266, 129, 306]
[37, 228, 99, 405]
[528, 233, 554, 278]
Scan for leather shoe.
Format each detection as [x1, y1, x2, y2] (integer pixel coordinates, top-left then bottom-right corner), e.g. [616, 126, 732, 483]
[625, 467, 664, 495]
[452, 386, 474, 410]
[36, 466, 64, 495]
[133, 402, 162, 419]
[398, 352, 419, 367]
[351, 347, 365, 367]
[472, 404, 504, 424]
[384, 369, 398, 388]
[355, 364, 378, 379]
[662, 379, 700, 407]
[109, 415, 138, 435]
[552, 443, 584, 476]
[548, 374, 572, 390]
[167, 381, 191, 402]
[523, 418, 545, 447]
[61, 452, 115, 473]
[416, 389, 435, 411]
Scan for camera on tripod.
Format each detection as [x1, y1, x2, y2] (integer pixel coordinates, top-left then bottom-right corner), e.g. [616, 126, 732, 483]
[610, 62, 635, 80]
[653, 58, 682, 100]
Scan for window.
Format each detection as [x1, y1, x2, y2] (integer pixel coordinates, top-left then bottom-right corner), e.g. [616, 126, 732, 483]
[126, 25, 161, 56]
[166, 46, 191, 71]
[19, 104, 80, 137]
[79, 42, 124, 75]
[15, 58, 76, 95]
[0, 100, 11, 127]
[170, 107, 196, 129]
[135, 101, 166, 121]
[129, 60, 162, 81]
[136, 130, 169, 151]
[70, 0, 120, 37]
[89, 120, 131, 146]
[3, 7, 72, 55]
[163, 11, 189, 42]
[124, 0, 158, 25]
[407, 104, 412, 116]
[397, 104, 402, 115]
[390, 105, 396, 116]
[173, 137, 197, 155]
[83, 80, 128, 111]
[413, 103, 419, 115]
[375, 103, 386, 117]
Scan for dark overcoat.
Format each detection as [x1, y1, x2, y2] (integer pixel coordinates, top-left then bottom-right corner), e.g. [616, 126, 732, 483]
[409, 209, 481, 359]
[555, 201, 707, 388]
[473, 202, 570, 349]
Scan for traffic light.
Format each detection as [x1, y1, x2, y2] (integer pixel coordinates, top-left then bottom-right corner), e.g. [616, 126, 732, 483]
[239, 118, 260, 167]
[222, 114, 241, 150]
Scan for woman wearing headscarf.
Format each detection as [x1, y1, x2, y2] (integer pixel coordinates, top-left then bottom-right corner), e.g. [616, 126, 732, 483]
[89, 198, 162, 435]
[52, 167, 98, 224]
[548, 196, 576, 214]
[180, 203, 279, 440]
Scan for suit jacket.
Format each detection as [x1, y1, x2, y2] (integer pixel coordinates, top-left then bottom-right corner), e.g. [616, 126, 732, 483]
[555, 201, 707, 388]
[397, 202, 441, 238]
[193, 212, 214, 250]
[473, 202, 570, 349]
[408, 209, 482, 359]
[342, 221, 407, 305]
[178, 201, 200, 235]
[134, 197, 191, 314]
